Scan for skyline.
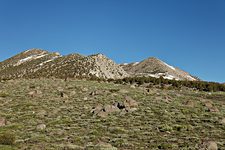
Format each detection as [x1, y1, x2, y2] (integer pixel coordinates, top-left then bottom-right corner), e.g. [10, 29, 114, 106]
[0, 0, 225, 83]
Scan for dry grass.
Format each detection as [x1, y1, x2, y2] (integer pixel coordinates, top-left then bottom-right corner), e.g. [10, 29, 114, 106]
[0, 78, 224, 149]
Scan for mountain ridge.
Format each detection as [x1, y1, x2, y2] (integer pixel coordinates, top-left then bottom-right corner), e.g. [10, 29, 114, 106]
[0, 49, 198, 81]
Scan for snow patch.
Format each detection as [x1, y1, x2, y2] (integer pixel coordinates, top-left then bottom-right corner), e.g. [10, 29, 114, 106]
[186, 75, 196, 81]
[14, 54, 48, 66]
[133, 62, 139, 65]
[23, 50, 31, 53]
[147, 72, 180, 80]
[162, 62, 176, 70]
[39, 56, 59, 66]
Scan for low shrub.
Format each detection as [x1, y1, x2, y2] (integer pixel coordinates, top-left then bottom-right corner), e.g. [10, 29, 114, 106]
[0, 132, 15, 145]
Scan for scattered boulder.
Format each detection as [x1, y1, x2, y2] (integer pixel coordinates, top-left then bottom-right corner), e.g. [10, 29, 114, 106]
[90, 90, 105, 96]
[221, 118, 225, 124]
[209, 107, 219, 112]
[130, 85, 136, 88]
[199, 140, 218, 150]
[36, 124, 46, 131]
[81, 87, 88, 92]
[60, 92, 69, 99]
[91, 104, 103, 115]
[119, 89, 129, 94]
[97, 111, 108, 118]
[96, 141, 117, 150]
[113, 102, 125, 110]
[203, 101, 219, 112]
[91, 96, 138, 117]
[36, 110, 47, 118]
[0, 118, 6, 126]
[57, 87, 64, 92]
[207, 141, 218, 150]
[184, 100, 195, 107]
[205, 101, 213, 108]
[124, 96, 138, 108]
[28, 90, 42, 97]
[70, 91, 76, 96]
[104, 104, 120, 113]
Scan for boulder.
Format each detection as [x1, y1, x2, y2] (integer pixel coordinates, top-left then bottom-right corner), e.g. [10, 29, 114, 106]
[200, 140, 218, 150]
[207, 141, 218, 150]
[96, 141, 117, 150]
[97, 111, 108, 118]
[36, 124, 46, 131]
[104, 104, 120, 113]
[60, 92, 69, 99]
[0, 117, 6, 126]
[91, 104, 103, 115]
[185, 100, 195, 107]
[124, 96, 138, 108]
[28, 90, 42, 97]
[221, 118, 225, 124]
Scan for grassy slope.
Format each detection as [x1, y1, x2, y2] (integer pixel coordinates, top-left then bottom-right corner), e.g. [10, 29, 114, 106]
[0, 78, 224, 150]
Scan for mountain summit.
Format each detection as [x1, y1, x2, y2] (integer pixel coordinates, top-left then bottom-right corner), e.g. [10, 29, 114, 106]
[0, 49, 197, 81]
[121, 57, 197, 81]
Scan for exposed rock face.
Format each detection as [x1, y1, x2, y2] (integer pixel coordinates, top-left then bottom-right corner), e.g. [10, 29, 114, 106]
[0, 49, 128, 80]
[87, 54, 128, 79]
[121, 57, 197, 81]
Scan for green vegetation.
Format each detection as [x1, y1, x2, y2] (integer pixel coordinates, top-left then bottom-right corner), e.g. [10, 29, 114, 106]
[0, 132, 15, 145]
[111, 76, 225, 92]
[0, 78, 224, 149]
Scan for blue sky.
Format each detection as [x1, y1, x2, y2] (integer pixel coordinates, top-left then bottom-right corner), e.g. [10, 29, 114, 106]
[0, 0, 225, 83]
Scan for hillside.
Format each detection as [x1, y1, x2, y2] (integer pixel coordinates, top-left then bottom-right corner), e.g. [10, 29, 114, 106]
[0, 49, 199, 81]
[121, 57, 197, 81]
[0, 78, 224, 149]
[0, 49, 128, 80]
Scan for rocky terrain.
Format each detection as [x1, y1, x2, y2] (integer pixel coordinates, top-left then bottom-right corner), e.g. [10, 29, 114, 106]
[0, 49, 197, 81]
[0, 78, 224, 149]
[0, 50, 224, 149]
[0, 49, 128, 80]
[121, 57, 197, 81]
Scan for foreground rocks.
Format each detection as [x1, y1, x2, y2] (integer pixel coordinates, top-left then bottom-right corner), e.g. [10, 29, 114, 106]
[0, 117, 6, 126]
[36, 124, 46, 131]
[91, 96, 138, 118]
[200, 140, 218, 150]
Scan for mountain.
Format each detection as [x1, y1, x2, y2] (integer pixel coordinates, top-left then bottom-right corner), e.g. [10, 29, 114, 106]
[121, 57, 197, 81]
[0, 49, 197, 81]
[0, 49, 128, 80]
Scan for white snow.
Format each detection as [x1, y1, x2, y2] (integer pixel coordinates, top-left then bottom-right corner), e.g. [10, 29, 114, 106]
[14, 54, 48, 66]
[122, 63, 128, 65]
[23, 50, 31, 53]
[147, 72, 180, 80]
[163, 74, 176, 80]
[162, 62, 176, 70]
[186, 75, 196, 81]
[39, 56, 59, 66]
[133, 62, 139, 66]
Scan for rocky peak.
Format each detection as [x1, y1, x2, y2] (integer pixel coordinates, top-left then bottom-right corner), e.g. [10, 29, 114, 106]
[121, 57, 197, 81]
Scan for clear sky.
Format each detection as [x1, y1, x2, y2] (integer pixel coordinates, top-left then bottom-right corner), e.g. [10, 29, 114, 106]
[0, 0, 225, 83]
